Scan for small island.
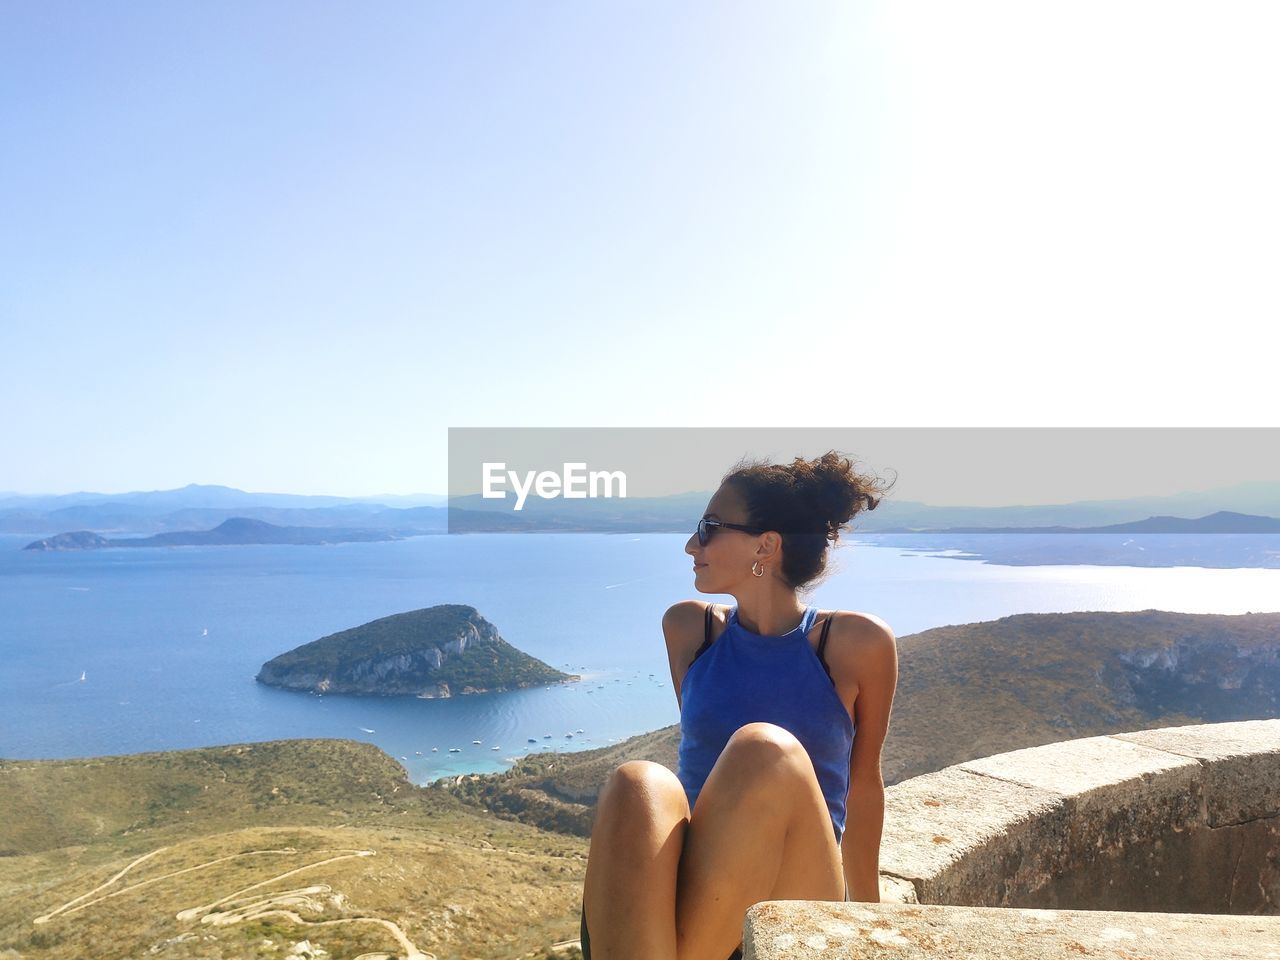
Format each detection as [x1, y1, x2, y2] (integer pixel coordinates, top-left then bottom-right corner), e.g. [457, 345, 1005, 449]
[256, 603, 577, 698]
[23, 517, 399, 550]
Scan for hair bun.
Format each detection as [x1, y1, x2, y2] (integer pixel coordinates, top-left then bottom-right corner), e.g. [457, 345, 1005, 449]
[721, 449, 897, 590]
[792, 451, 895, 542]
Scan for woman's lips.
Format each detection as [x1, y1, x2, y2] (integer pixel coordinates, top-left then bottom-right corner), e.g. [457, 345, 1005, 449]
[693, 563, 707, 570]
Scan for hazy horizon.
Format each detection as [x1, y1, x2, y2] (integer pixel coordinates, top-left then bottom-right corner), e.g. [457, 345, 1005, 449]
[6, 475, 1280, 514]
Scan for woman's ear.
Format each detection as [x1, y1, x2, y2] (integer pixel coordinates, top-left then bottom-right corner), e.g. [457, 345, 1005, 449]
[760, 530, 783, 560]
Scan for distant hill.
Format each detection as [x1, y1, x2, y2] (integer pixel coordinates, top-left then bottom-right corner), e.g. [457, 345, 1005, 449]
[858, 528, 1280, 568]
[256, 603, 578, 698]
[0, 483, 448, 512]
[877, 509, 1280, 534]
[441, 609, 1280, 837]
[22, 517, 400, 551]
[5, 480, 1280, 537]
[0, 484, 451, 537]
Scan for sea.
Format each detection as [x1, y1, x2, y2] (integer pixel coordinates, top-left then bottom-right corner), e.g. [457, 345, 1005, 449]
[2, 531, 1279, 786]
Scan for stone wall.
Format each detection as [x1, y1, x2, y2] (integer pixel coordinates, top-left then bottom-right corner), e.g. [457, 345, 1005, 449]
[745, 718, 1280, 958]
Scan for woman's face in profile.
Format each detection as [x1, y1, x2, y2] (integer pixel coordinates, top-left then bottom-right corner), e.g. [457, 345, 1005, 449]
[686, 484, 760, 591]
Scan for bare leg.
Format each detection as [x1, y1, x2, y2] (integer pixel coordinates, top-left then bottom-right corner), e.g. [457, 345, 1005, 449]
[582, 760, 691, 960]
[675, 723, 844, 960]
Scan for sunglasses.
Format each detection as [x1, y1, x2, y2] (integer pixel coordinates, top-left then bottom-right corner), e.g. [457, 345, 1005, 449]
[696, 517, 767, 547]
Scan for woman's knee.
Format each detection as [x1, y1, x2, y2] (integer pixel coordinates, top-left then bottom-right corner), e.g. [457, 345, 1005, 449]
[709, 723, 812, 792]
[724, 722, 806, 765]
[598, 760, 688, 815]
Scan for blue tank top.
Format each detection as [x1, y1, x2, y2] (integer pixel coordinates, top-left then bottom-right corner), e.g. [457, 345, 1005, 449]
[677, 603, 856, 844]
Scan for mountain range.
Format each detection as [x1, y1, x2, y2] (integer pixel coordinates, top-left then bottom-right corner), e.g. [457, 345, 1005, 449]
[4, 481, 1280, 538]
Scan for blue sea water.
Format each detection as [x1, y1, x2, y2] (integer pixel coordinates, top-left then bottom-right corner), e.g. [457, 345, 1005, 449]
[2, 531, 1278, 785]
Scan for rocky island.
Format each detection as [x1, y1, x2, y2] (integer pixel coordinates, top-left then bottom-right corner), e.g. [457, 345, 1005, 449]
[23, 517, 399, 550]
[256, 603, 576, 697]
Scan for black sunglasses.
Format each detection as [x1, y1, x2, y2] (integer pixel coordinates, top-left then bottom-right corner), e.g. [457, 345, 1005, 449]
[696, 517, 767, 546]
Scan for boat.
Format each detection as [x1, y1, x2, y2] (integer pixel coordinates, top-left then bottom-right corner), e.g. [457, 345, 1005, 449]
[491, 746, 500, 750]
[543, 734, 552, 739]
[359, 727, 375, 733]
[415, 751, 423, 756]
[79, 671, 86, 682]
[431, 747, 439, 752]
[528, 738, 538, 743]
[566, 734, 574, 739]
[575, 728, 584, 733]
[400, 756, 407, 760]
[448, 748, 462, 753]
[201, 628, 208, 637]
[472, 739, 482, 744]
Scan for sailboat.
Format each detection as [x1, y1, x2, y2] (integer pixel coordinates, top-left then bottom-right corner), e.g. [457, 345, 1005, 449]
[79, 671, 86, 682]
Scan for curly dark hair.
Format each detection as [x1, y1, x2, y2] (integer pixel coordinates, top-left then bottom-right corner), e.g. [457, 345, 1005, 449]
[722, 450, 896, 590]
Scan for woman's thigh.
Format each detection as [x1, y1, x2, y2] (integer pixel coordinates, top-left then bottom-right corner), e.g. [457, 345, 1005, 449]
[581, 760, 690, 957]
[675, 723, 844, 957]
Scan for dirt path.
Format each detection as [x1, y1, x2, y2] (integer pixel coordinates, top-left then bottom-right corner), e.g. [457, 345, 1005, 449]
[34, 845, 298, 923]
[34, 843, 435, 960]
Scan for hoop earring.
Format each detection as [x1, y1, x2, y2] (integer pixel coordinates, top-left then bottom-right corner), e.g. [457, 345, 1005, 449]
[751, 560, 764, 578]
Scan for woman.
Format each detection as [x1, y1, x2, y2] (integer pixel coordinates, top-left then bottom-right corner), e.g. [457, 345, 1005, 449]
[579, 451, 899, 960]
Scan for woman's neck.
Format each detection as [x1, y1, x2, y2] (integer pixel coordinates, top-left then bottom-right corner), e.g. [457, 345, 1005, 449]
[732, 595, 807, 637]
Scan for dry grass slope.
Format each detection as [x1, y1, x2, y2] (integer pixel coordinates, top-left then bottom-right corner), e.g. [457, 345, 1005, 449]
[0, 739, 588, 959]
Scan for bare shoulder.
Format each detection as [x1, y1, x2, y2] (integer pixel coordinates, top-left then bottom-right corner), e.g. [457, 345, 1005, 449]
[663, 600, 726, 710]
[820, 611, 897, 677]
[821, 610, 894, 642]
[662, 600, 715, 657]
[848, 611, 895, 645]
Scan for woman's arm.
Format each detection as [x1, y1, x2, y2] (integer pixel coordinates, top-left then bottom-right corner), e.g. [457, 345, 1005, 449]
[843, 779, 886, 901]
[839, 615, 898, 902]
[662, 600, 705, 712]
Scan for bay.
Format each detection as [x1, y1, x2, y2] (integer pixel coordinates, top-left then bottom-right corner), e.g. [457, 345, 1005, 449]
[2, 531, 1277, 785]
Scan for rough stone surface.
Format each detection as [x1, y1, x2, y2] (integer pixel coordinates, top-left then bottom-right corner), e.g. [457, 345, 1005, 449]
[1114, 719, 1280, 826]
[745, 720, 1280, 958]
[879, 719, 1280, 913]
[878, 766, 1062, 905]
[743, 900, 1280, 959]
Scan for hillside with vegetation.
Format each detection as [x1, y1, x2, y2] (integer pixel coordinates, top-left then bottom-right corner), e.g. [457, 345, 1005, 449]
[0, 739, 588, 960]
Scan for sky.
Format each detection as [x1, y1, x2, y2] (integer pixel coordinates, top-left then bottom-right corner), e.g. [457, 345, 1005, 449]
[2, 2, 1277, 498]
